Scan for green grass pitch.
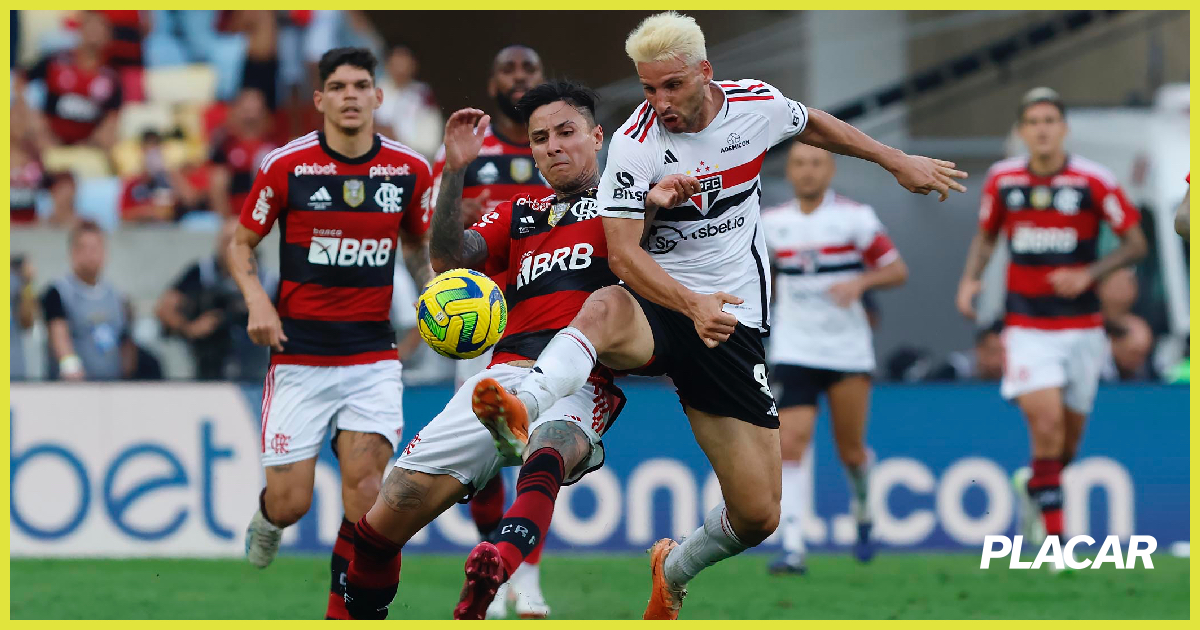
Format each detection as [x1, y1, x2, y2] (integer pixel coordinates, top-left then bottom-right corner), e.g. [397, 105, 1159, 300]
[10, 552, 1188, 619]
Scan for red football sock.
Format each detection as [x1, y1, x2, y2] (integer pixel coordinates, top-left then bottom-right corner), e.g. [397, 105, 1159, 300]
[525, 537, 546, 565]
[344, 517, 403, 620]
[324, 517, 354, 619]
[1027, 458, 1064, 538]
[494, 448, 564, 578]
[470, 474, 506, 540]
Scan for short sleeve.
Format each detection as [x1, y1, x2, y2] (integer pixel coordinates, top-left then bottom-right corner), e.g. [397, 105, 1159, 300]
[468, 200, 513, 273]
[401, 158, 435, 236]
[41, 286, 66, 322]
[597, 121, 658, 219]
[238, 154, 288, 237]
[979, 170, 1005, 235]
[854, 207, 899, 268]
[756, 81, 809, 147]
[1095, 177, 1140, 235]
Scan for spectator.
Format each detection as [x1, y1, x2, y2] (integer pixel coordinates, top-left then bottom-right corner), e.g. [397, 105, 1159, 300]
[120, 130, 207, 223]
[225, 11, 280, 110]
[46, 171, 79, 227]
[11, 141, 46, 225]
[98, 10, 150, 69]
[376, 45, 442, 159]
[41, 220, 134, 381]
[23, 10, 122, 151]
[1102, 313, 1157, 382]
[1097, 266, 1137, 324]
[208, 88, 276, 216]
[928, 321, 1005, 381]
[155, 217, 275, 381]
[11, 255, 38, 381]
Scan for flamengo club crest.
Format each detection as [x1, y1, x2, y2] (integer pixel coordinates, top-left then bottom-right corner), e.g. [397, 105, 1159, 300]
[343, 179, 365, 208]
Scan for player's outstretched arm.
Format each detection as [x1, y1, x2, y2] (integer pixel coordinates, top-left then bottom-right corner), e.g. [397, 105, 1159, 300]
[430, 109, 491, 273]
[604, 214, 740, 349]
[228, 225, 287, 352]
[798, 108, 968, 202]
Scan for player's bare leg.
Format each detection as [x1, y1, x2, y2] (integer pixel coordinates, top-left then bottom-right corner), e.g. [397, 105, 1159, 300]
[828, 374, 875, 562]
[1015, 387, 1067, 548]
[246, 457, 318, 568]
[646, 406, 782, 619]
[772, 404, 816, 575]
[343, 469, 469, 619]
[455, 421, 592, 620]
[327, 430, 394, 619]
[1061, 408, 1087, 467]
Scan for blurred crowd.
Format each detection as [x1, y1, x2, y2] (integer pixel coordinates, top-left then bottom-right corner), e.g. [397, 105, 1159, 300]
[9, 10, 1186, 386]
[10, 10, 442, 230]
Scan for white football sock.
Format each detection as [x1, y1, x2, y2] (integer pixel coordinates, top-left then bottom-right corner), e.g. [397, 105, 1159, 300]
[516, 327, 597, 422]
[663, 502, 749, 588]
[779, 460, 806, 557]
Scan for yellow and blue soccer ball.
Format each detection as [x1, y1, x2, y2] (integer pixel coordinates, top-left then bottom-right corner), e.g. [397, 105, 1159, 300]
[416, 269, 507, 359]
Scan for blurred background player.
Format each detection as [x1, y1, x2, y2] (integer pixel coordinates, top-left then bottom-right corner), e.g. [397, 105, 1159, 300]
[231, 47, 434, 619]
[429, 43, 555, 619]
[956, 87, 1146, 554]
[343, 84, 622, 621]
[762, 143, 908, 574]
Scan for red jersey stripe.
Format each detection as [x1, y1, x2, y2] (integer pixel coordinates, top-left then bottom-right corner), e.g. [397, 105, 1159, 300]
[639, 112, 657, 142]
[728, 95, 774, 102]
[276, 282, 392, 321]
[1005, 312, 1103, 330]
[624, 102, 649, 135]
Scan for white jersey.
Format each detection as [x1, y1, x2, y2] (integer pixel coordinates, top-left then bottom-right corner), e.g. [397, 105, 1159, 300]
[762, 191, 898, 371]
[598, 79, 809, 331]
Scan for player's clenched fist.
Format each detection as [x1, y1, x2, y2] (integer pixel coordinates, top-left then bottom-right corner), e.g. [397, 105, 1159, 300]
[443, 108, 492, 171]
[686, 291, 743, 348]
[247, 298, 288, 352]
[647, 174, 701, 209]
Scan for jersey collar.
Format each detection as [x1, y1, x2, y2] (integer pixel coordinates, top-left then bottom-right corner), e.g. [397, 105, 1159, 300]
[318, 131, 382, 164]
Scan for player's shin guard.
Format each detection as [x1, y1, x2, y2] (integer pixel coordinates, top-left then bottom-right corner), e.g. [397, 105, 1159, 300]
[470, 475, 506, 541]
[1027, 458, 1065, 539]
[325, 518, 355, 619]
[344, 517, 403, 620]
[517, 327, 597, 422]
[663, 502, 750, 588]
[494, 448, 565, 578]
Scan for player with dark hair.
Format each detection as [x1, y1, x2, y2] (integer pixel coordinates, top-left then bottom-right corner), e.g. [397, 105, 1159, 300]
[342, 80, 626, 621]
[429, 44, 555, 618]
[956, 87, 1146, 555]
[232, 47, 435, 619]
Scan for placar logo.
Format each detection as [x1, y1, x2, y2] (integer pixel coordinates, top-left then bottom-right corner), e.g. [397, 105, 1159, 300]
[980, 535, 1156, 570]
[308, 236, 394, 267]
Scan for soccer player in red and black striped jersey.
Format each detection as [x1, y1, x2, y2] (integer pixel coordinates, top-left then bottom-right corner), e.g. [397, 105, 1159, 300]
[229, 48, 435, 619]
[429, 45, 555, 618]
[956, 87, 1146, 555]
[342, 81, 624, 621]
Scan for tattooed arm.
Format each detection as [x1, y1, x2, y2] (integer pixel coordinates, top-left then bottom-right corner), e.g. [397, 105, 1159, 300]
[228, 225, 287, 352]
[428, 165, 488, 273]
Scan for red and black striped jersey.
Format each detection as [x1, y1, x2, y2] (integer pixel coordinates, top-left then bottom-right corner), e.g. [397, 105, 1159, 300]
[25, 52, 123, 145]
[980, 155, 1140, 330]
[432, 125, 553, 279]
[467, 189, 618, 366]
[239, 130, 433, 366]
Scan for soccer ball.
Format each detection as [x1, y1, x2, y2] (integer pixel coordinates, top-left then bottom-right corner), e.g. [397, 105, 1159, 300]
[416, 269, 507, 359]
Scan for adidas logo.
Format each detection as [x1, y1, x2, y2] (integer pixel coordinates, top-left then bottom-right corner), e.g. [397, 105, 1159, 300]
[520, 216, 536, 224]
[664, 150, 679, 164]
[308, 186, 332, 209]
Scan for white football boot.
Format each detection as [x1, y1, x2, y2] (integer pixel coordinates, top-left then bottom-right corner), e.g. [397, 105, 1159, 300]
[245, 508, 283, 568]
[511, 563, 550, 619]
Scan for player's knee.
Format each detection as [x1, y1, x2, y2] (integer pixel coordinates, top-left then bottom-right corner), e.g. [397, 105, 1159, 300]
[728, 501, 780, 547]
[574, 286, 630, 346]
[527, 421, 590, 472]
[265, 485, 312, 526]
[836, 442, 867, 468]
[347, 469, 384, 505]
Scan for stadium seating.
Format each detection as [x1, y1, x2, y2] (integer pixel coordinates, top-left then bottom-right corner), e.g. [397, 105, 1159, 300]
[144, 64, 219, 106]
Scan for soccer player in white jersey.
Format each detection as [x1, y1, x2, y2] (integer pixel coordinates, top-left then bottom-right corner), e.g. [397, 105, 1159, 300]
[468, 12, 967, 618]
[762, 143, 909, 574]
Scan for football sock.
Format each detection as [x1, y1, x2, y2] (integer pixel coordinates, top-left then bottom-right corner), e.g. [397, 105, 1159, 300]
[324, 517, 354, 619]
[494, 448, 565, 579]
[344, 517, 403, 620]
[664, 502, 749, 588]
[470, 475, 506, 541]
[1027, 458, 1064, 539]
[846, 451, 872, 524]
[517, 327, 597, 422]
[525, 537, 545, 565]
[779, 460, 806, 557]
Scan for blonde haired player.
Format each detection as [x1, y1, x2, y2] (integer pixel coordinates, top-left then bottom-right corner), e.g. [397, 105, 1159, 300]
[470, 11, 967, 618]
